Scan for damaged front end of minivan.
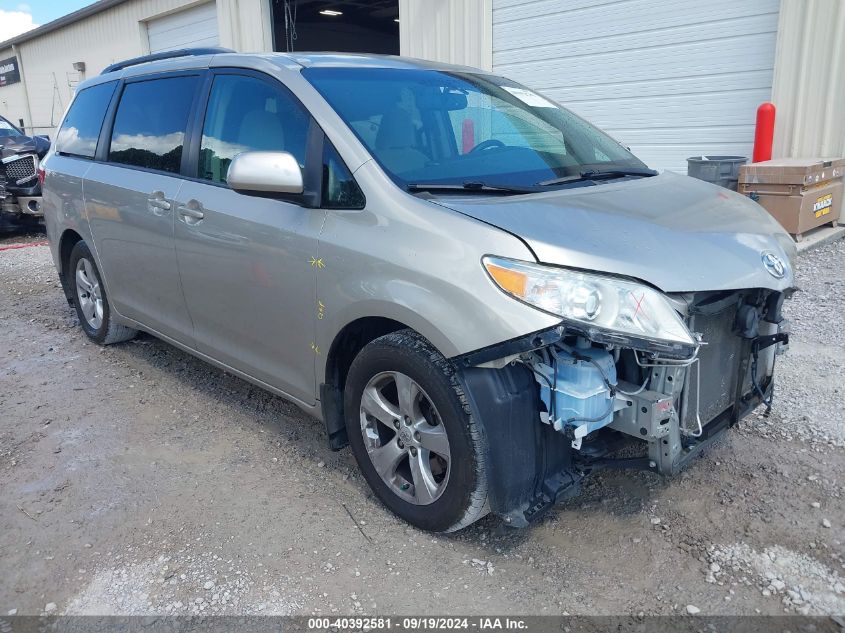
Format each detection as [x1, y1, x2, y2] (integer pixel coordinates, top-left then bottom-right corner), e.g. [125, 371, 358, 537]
[455, 258, 793, 528]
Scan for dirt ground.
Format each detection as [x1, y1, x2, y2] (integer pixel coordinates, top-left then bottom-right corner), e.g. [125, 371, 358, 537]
[1, 229, 843, 618]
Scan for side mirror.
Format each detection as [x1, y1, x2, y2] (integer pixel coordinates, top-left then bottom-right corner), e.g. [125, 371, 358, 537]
[227, 151, 303, 196]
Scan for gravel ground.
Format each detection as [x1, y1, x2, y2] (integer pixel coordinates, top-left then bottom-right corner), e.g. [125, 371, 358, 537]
[745, 239, 845, 448]
[1, 229, 844, 617]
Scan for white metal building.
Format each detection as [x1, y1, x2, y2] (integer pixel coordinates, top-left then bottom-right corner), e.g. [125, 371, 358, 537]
[491, 0, 781, 172]
[0, 0, 842, 174]
[400, 0, 844, 173]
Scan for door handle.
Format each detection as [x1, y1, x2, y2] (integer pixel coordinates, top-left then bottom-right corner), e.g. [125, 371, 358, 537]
[177, 200, 205, 224]
[146, 191, 171, 215]
[148, 198, 171, 210]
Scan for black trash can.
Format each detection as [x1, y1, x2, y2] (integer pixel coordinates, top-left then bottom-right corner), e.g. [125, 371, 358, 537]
[687, 155, 748, 191]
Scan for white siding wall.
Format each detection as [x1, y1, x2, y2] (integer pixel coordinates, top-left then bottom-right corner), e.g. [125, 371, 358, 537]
[772, 0, 845, 159]
[15, 0, 215, 133]
[492, 0, 781, 173]
[5, 0, 272, 134]
[772, 0, 845, 219]
[399, 0, 492, 71]
[0, 47, 29, 127]
[147, 2, 219, 52]
[217, 0, 273, 53]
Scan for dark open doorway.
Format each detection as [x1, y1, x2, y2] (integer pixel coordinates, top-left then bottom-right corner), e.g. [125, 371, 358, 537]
[271, 0, 399, 55]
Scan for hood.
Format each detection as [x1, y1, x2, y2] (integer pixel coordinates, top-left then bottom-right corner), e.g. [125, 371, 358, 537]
[432, 171, 797, 293]
[0, 132, 50, 159]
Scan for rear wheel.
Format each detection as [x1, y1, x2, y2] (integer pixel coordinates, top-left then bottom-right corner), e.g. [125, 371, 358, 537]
[344, 330, 489, 532]
[68, 240, 137, 345]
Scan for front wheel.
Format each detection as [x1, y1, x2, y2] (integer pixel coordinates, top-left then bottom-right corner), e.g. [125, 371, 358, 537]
[67, 240, 137, 345]
[344, 330, 489, 532]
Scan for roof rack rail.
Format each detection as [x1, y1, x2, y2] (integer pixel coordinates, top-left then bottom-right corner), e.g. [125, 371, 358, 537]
[101, 47, 235, 75]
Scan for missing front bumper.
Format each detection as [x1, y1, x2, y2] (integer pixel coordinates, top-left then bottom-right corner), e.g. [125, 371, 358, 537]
[454, 288, 790, 527]
[459, 355, 775, 528]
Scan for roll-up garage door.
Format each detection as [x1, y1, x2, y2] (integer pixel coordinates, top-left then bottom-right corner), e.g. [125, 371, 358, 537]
[492, 0, 780, 172]
[147, 2, 219, 54]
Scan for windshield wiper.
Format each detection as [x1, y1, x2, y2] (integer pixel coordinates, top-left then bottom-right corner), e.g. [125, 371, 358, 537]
[537, 168, 658, 187]
[407, 181, 538, 194]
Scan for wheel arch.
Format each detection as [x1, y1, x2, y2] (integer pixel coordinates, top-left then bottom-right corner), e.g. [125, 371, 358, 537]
[320, 316, 413, 450]
[57, 229, 85, 304]
[58, 229, 84, 271]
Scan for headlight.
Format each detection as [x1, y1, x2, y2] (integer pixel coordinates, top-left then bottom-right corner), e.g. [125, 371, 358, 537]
[483, 256, 696, 355]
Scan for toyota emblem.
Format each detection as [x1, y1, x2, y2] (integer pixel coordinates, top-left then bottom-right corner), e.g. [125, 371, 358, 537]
[761, 251, 787, 279]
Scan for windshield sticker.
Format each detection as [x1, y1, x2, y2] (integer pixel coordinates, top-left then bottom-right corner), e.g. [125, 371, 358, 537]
[501, 86, 556, 109]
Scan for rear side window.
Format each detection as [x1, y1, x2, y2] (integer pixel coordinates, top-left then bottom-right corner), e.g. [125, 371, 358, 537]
[56, 81, 117, 158]
[199, 74, 309, 184]
[108, 76, 198, 173]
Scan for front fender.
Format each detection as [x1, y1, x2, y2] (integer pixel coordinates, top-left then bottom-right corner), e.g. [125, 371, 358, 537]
[313, 196, 560, 394]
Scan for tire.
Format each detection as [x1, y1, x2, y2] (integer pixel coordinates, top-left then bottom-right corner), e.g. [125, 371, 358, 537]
[67, 240, 137, 345]
[344, 329, 489, 532]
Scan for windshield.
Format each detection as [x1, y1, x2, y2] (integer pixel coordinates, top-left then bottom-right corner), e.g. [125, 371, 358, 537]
[0, 116, 22, 135]
[303, 67, 649, 190]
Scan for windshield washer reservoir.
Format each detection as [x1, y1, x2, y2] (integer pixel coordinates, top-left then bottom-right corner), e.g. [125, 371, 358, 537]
[533, 344, 617, 449]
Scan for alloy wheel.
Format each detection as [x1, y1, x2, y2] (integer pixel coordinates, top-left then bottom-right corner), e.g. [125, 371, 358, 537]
[75, 257, 104, 330]
[359, 371, 451, 505]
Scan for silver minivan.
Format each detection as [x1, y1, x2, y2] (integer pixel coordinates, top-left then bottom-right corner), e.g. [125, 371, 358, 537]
[42, 49, 795, 532]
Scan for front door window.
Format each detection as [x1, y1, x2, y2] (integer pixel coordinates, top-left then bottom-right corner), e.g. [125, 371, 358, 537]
[198, 74, 309, 184]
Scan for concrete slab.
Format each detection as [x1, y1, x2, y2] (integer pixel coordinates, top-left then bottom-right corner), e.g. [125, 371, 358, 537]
[796, 223, 845, 254]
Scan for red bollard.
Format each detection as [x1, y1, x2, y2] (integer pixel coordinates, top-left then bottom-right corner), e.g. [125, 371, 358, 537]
[752, 102, 776, 163]
[462, 119, 475, 154]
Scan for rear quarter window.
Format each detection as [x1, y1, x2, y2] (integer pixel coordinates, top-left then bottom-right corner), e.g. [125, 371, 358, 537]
[55, 81, 117, 158]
